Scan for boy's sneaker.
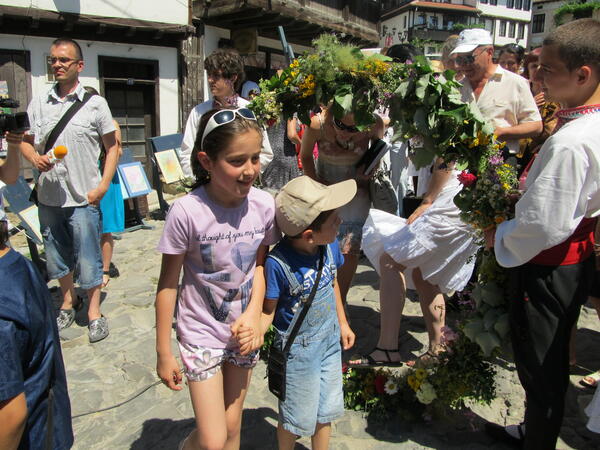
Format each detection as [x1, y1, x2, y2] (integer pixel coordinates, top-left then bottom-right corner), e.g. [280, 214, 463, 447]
[88, 316, 109, 343]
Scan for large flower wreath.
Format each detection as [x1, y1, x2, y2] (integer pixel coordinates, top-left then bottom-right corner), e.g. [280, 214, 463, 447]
[254, 35, 518, 419]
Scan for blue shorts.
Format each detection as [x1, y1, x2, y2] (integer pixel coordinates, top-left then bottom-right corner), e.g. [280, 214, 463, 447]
[38, 204, 103, 289]
[278, 322, 344, 436]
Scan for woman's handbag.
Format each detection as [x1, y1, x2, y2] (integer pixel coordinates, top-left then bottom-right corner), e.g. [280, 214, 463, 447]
[369, 167, 399, 215]
[267, 246, 325, 401]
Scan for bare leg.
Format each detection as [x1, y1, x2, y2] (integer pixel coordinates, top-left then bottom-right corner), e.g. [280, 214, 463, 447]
[58, 272, 77, 310]
[277, 423, 297, 450]
[101, 233, 114, 288]
[311, 422, 331, 450]
[413, 268, 445, 353]
[337, 253, 358, 304]
[87, 285, 102, 322]
[222, 363, 252, 450]
[185, 363, 252, 450]
[350, 252, 405, 365]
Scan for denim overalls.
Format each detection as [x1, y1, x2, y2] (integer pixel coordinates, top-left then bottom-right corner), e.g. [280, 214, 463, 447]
[269, 244, 345, 436]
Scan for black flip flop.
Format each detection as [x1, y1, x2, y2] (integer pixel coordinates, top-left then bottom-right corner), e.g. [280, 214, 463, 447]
[348, 347, 403, 368]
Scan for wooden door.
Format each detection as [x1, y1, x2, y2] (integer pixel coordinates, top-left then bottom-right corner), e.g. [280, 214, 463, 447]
[0, 49, 32, 179]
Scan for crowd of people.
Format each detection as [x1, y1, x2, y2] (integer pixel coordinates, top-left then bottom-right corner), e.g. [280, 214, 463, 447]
[1, 18, 599, 450]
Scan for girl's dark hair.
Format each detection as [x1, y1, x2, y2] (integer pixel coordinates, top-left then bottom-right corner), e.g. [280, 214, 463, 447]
[499, 43, 525, 64]
[204, 49, 246, 92]
[190, 108, 263, 189]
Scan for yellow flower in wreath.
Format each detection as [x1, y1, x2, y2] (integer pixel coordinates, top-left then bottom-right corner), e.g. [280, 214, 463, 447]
[495, 216, 505, 224]
[415, 368, 427, 381]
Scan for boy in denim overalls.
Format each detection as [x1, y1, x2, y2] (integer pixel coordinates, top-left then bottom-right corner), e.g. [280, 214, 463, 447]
[260, 176, 356, 449]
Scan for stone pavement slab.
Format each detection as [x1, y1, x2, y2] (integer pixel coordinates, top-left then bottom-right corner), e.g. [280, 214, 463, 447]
[16, 212, 600, 450]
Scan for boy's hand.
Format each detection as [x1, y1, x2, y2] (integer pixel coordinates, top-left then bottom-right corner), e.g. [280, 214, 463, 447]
[156, 353, 183, 391]
[231, 311, 261, 355]
[340, 323, 355, 350]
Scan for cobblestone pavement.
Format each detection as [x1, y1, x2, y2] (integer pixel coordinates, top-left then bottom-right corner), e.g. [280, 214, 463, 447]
[18, 202, 599, 449]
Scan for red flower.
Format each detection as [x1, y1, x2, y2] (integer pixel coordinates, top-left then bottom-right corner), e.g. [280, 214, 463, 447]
[266, 118, 277, 127]
[342, 363, 349, 374]
[374, 375, 387, 394]
[458, 171, 477, 187]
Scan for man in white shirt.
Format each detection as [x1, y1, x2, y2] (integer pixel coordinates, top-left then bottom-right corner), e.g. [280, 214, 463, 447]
[484, 19, 600, 449]
[19, 38, 119, 343]
[452, 29, 542, 156]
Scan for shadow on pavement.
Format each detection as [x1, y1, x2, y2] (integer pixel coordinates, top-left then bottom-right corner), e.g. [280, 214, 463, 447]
[130, 407, 283, 450]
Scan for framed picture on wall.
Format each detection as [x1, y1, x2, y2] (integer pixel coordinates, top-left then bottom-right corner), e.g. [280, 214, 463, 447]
[17, 205, 43, 244]
[118, 162, 152, 198]
[155, 149, 185, 184]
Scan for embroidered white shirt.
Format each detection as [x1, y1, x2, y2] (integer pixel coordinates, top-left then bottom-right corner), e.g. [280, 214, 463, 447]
[494, 113, 600, 267]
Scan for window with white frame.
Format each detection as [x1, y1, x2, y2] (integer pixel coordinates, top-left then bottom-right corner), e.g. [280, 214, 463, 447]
[499, 20, 507, 37]
[509, 21, 515, 38]
[518, 23, 525, 39]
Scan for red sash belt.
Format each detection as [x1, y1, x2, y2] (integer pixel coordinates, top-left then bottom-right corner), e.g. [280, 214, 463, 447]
[530, 217, 595, 266]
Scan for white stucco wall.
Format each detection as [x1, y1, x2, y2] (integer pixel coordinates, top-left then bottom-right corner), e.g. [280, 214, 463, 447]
[0, 34, 180, 135]
[1, 0, 188, 25]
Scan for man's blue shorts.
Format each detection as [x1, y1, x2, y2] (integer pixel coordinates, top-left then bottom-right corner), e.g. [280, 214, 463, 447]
[38, 204, 103, 289]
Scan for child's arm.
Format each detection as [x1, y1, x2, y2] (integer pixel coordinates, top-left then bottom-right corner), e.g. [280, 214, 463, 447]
[231, 244, 269, 355]
[334, 278, 355, 350]
[155, 253, 184, 391]
[260, 299, 277, 334]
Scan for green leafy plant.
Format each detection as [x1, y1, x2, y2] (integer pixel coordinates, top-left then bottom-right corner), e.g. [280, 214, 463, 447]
[249, 34, 392, 130]
[554, 1, 600, 26]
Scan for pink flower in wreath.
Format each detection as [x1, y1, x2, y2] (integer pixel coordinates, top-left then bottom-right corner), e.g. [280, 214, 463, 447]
[374, 374, 387, 394]
[440, 326, 459, 345]
[458, 171, 477, 187]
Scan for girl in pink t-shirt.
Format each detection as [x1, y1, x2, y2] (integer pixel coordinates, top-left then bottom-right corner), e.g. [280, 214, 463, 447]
[155, 108, 279, 450]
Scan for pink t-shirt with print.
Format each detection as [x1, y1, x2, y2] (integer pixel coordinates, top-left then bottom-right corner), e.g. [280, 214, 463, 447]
[158, 186, 279, 349]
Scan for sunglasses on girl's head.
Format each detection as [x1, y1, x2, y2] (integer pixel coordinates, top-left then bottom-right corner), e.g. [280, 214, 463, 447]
[200, 108, 257, 148]
[333, 117, 359, 133]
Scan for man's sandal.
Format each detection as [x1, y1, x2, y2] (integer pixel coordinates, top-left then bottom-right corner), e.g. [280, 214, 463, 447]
[405, 350, 440, 368]
[102, 270, 110, 288]
[580, 370, 600, 389]
[348, 347, 403, 368]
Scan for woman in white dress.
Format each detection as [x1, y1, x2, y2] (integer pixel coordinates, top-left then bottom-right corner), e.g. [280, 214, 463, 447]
[350, 158, 480, 366]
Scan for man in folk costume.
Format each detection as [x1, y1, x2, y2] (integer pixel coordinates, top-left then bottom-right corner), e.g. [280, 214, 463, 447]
[485, 19, 600, 449]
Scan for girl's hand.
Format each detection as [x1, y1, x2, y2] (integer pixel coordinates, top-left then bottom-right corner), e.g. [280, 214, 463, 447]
[340, 323, 355, 350]
[157, 353, 183, 391]
[231, 312, 261, 355]
[406, 202, 431, 225]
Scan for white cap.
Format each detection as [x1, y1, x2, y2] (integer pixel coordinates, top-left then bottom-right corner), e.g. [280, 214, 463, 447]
[451, 29, 493, 54]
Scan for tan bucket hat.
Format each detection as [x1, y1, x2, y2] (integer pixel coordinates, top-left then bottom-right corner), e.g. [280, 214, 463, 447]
[275, 176, 357, 236]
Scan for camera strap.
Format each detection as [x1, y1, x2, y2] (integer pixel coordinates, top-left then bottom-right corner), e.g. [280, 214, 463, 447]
[282, 245, 325, 353]
[43, 91, 94, 153]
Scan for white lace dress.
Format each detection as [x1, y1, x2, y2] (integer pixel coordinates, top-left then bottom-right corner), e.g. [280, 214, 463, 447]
[586, 388, 600, 433]
[362, 170, 480, 294]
